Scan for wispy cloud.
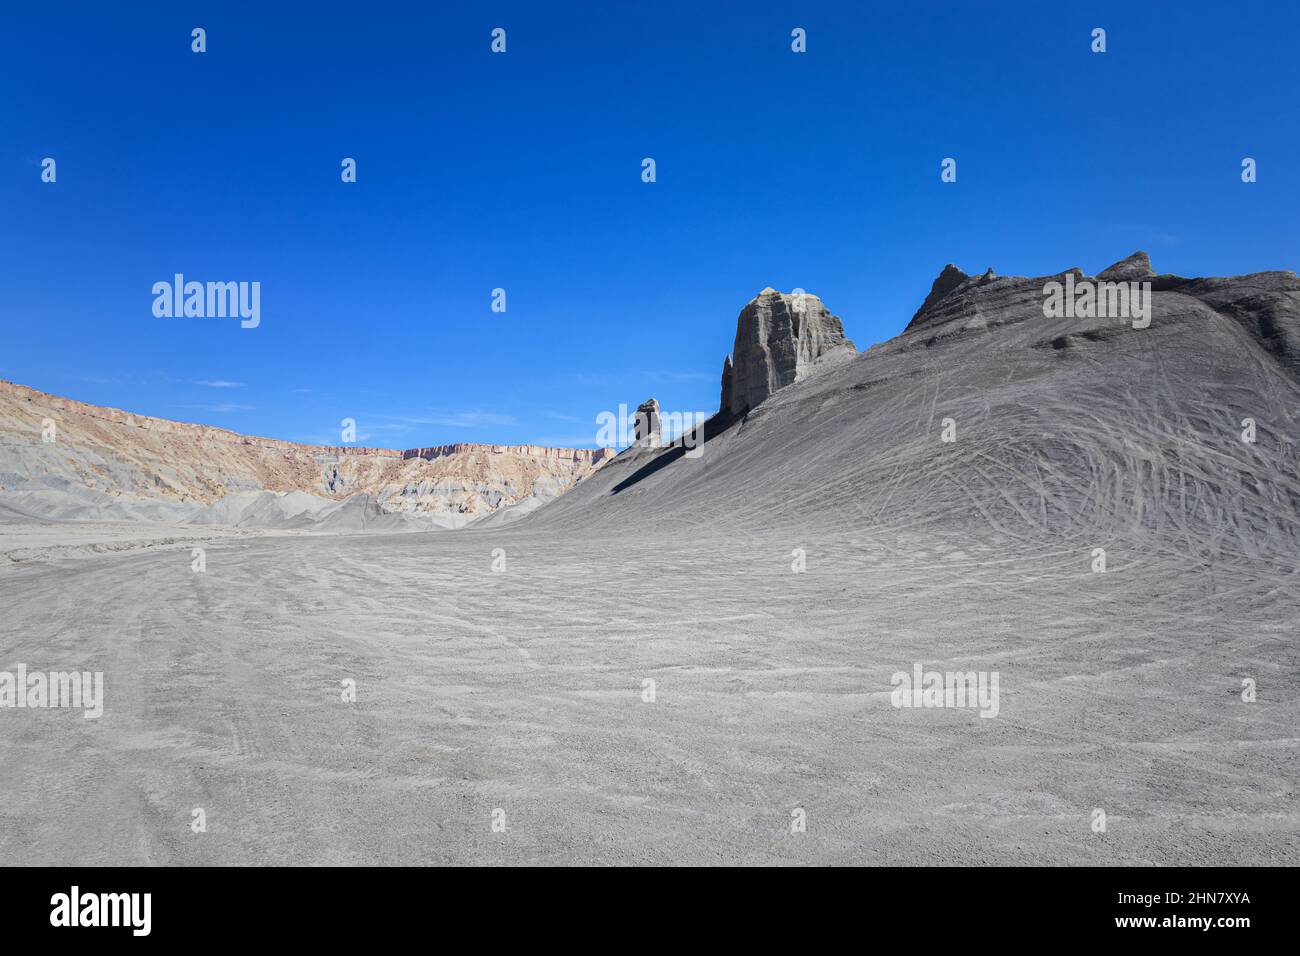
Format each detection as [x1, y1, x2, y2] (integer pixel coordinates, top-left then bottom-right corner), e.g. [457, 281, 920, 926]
[194, 379, 246, 389]
[429, 411, 518, 428]
[1110, 223, 1181, 246]
[532, 435, 602, 449]
[561, 370, 716, 387]
[365, 410, 518, 429]
[648, 371, 715, 383]
[173, 403, 254, 413]
[77, 374, 133, 385]
[562, 372, 624, 387]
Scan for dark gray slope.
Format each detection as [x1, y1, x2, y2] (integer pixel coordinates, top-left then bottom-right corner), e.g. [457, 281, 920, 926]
[526, 257, 1300, 572]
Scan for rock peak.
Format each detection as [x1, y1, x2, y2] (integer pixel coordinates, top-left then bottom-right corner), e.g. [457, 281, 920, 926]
[1097, 251, 1154, 281]
[634, 398, 661, 445]
[909, 264, 971, 325]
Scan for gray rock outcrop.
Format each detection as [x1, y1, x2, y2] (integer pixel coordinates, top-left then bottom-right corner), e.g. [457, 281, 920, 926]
[634, 398, 661, 445]
[1097, 251, 1154, 282]
[913, 264, 971, 320]
[721, 288, 855, 415]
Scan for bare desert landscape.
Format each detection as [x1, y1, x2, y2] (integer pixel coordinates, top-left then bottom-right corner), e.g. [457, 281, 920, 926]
[2, 255, 1297, 865]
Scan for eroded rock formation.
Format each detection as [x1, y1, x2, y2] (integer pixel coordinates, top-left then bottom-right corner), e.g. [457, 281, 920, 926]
[634, 398, 661, 445]
[721, 288, 856, 415]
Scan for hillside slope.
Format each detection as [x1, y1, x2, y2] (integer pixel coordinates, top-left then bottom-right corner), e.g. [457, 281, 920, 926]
[527, 255, 1300, 573]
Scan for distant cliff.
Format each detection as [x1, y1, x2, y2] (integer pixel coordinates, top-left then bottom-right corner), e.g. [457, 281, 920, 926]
[0, 380, 612, 523]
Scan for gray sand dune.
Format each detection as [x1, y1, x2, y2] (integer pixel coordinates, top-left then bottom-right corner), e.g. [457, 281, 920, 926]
[187, 490, 333, 528]
[0, 484, 205, 525]
[186, 489, 431, 533]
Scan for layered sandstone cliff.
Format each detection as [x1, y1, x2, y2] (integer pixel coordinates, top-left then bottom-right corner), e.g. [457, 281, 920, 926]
[0, 380, 612, 525]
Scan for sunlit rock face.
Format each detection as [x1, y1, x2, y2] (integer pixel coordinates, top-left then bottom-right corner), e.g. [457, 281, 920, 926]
[722, 288, 855, 415]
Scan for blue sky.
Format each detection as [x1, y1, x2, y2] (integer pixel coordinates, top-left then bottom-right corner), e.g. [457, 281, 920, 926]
[2, 1, 1296, 448]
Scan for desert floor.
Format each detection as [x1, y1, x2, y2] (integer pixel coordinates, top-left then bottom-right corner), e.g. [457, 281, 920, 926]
[1, 524, 1294, 866]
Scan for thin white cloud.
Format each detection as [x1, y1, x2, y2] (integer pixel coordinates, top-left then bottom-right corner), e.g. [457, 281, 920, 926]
[562, 370, 715, 386]
[194, 379, 246, 389]
[649, 371, 715, 383]
[366, 410, 519, 429]
[532, 435, 603, 448]
[430, 411, 518, 427]
[173, 403, 254, 413]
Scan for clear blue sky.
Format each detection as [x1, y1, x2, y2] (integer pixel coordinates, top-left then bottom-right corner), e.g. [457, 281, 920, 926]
[2, 1, 1296, 448]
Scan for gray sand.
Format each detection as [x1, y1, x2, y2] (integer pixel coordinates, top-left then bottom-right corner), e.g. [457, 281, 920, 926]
[0, 522, 1294, 865]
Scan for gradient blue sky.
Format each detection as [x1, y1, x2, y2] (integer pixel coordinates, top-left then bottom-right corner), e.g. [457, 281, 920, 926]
[2, 1, 1297, 448]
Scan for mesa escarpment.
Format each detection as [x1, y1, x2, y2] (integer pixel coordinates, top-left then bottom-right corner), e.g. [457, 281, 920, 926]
[403, 443, 610, 464]
[0, 379, 612, 525]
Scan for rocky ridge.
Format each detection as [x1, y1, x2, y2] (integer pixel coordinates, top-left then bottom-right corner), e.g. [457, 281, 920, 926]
[903, 250, 1300, 377]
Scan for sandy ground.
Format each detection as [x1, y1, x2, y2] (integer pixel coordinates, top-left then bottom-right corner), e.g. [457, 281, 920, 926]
[0, 522, 1294, 866]
[0, 521, 284, 566]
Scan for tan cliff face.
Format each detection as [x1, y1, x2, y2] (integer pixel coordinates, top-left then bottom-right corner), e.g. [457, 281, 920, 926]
[0, 380, 613, 522]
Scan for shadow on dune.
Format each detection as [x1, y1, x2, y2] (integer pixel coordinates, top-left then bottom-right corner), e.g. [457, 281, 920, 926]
[610, 409, 742, 495]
